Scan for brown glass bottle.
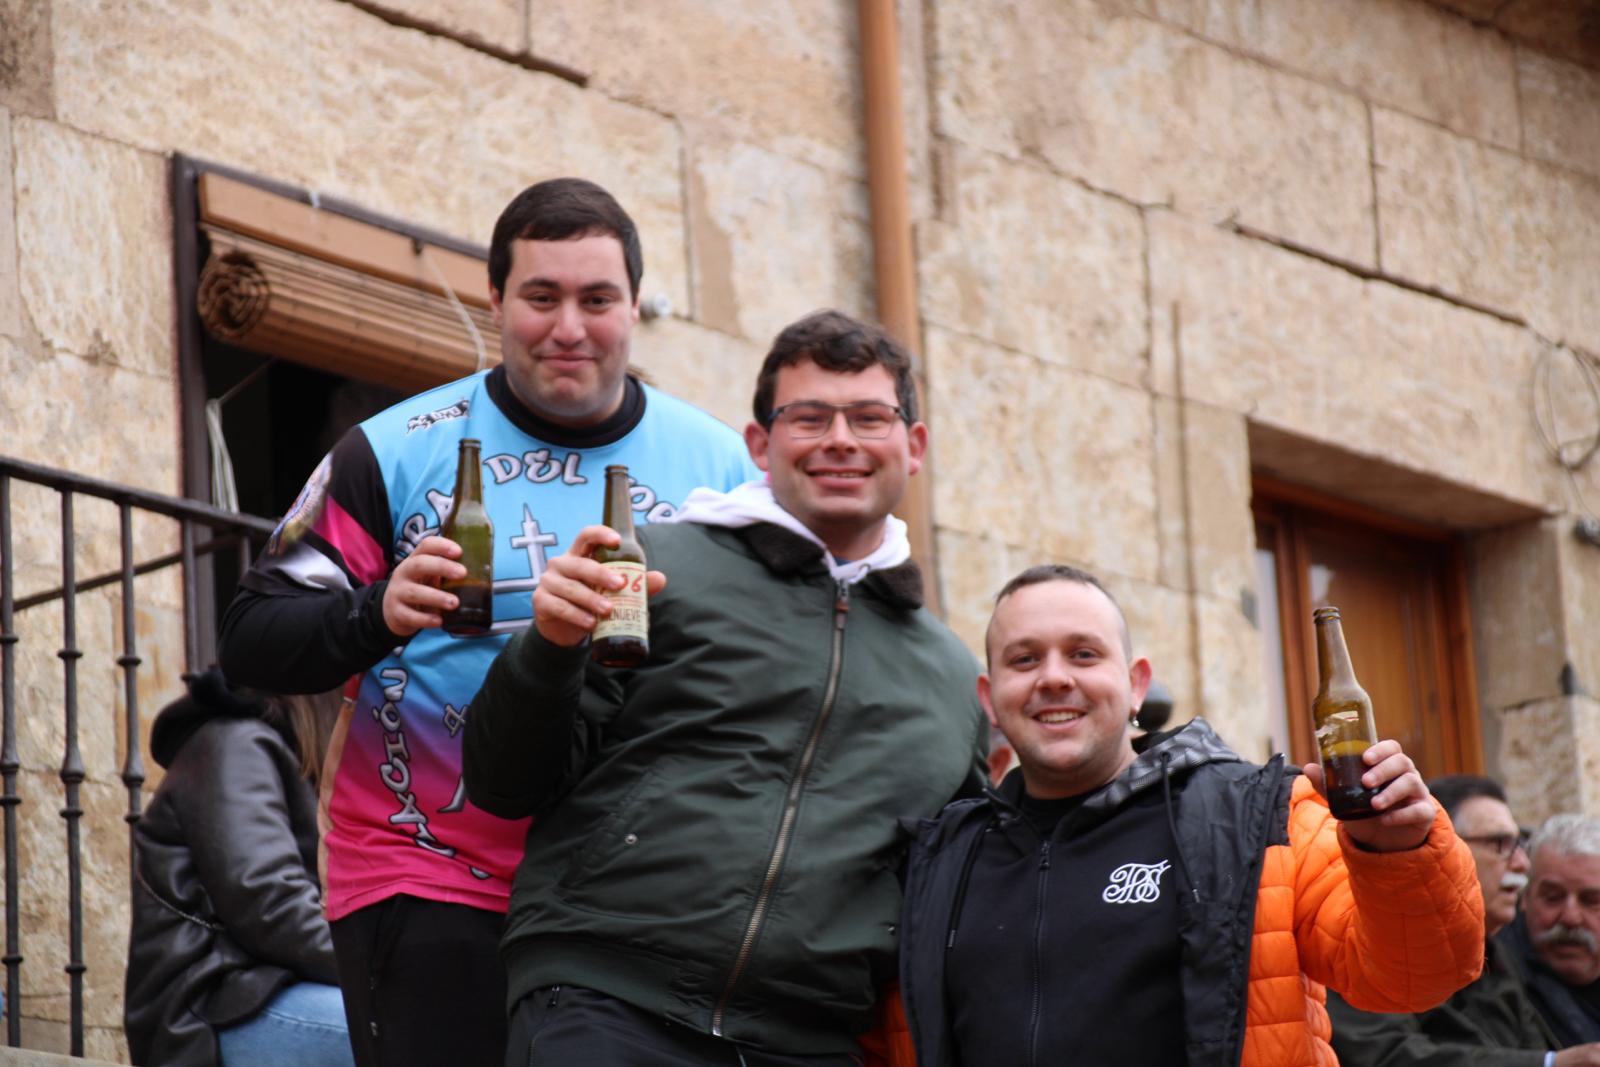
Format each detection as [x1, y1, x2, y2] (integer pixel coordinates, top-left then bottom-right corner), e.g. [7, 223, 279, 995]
[439, 438, 493, 636]
[591, 464, 648, 667]
[1312, 606, 1380, 820]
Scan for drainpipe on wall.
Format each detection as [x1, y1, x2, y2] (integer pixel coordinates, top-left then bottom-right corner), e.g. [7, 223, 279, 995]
[859, 0, 941, 615]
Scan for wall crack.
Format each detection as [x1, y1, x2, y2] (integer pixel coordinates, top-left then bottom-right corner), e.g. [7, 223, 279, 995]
[335, 0, 588, 85]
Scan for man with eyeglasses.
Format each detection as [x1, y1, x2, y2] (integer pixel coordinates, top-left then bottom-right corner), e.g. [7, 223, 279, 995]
[1501, 815, 1600, 1054]
[465, 309, 987, 1065]
[1329, 777, 1600, 1065]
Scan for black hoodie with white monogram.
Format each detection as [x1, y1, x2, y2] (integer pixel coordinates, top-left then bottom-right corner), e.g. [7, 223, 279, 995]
[900, 718, 1296, 1067]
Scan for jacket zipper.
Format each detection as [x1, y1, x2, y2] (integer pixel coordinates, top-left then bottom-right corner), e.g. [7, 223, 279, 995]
[1028, 839, 1051, 1067]
[711, 580, 851, 1037]
[525, 984, 561, 1057]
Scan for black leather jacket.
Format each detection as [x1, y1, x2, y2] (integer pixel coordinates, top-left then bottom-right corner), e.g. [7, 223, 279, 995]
[123, 671, 336, 1067]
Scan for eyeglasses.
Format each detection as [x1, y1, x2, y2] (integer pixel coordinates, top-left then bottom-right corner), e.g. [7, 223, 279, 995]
[767, 401, 906, 439]
[1460, 831, 1531, 858]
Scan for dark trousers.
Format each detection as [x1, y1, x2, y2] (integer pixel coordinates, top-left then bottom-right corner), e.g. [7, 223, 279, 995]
[506, 985, 864, 1067]
[331, 894, 508, 1067]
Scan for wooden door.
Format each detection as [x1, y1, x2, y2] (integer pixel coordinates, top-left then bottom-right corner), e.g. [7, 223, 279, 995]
[1254, 481, 1483, 779]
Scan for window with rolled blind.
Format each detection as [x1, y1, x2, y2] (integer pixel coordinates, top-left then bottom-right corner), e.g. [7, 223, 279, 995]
[172, 157, 497, 651]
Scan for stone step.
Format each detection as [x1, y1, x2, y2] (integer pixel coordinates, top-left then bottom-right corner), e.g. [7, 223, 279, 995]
[0, 1050, 127, 1067]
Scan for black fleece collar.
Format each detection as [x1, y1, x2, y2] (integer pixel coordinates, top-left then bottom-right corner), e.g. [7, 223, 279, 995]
[734, 523, 926, 610]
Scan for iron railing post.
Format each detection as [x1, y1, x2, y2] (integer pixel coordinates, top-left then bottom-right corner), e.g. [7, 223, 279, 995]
[0, 475, 21, 1048]
[118, 503, 146, 899]
[181, 521, 200, 679]
[56, 493, 86, 1056]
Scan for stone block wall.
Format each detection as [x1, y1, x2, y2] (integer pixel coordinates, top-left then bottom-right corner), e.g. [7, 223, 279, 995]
[920, 0, 1600, 784]
[2, 0, 1599, 1057]
[0, 0, 894, 1054]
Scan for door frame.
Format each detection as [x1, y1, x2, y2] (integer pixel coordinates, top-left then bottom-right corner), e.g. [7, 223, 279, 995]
[1253, 475, 1484, 775]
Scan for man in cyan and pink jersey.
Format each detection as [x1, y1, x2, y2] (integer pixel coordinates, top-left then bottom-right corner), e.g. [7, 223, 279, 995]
[219, 178, 757, 1067]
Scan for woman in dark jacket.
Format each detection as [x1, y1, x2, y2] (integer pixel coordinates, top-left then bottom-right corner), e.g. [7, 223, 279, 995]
[124, 669, 353, 1067]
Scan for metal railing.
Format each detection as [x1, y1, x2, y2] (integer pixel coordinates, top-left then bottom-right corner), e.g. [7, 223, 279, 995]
[0, 455, 275, 1056]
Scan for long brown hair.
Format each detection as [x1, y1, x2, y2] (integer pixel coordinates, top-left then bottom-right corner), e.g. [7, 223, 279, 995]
[263, 690, 344, 785]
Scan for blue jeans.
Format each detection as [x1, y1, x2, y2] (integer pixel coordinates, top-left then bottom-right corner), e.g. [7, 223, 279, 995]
[216, 981, 356, 1067]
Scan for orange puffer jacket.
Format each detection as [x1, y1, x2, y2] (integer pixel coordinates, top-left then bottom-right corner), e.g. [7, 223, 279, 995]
[881, 723, 1485, 1067]
[1241, 774, 1483, 1066]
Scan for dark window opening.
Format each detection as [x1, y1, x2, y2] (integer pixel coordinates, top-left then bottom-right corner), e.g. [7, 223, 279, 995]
[199, 337, 404, 627]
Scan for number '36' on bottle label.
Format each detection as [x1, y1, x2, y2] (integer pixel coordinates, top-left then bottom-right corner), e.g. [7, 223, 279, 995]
[594, 561, 648, 640]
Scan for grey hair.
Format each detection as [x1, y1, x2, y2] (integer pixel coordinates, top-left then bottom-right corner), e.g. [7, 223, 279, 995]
[1528, 813, 1600, 872]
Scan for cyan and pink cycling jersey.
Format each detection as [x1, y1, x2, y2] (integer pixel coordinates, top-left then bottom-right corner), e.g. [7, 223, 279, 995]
[222, 368, 757, 920]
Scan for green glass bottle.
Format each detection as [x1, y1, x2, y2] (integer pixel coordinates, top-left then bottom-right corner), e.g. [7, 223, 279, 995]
[439, 438, 493, 636]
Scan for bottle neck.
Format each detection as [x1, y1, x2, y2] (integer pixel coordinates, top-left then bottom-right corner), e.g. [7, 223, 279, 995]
[1314, 617, 1356, 688]
[604, 471, 636, 534]
[455, 445, 483, 503]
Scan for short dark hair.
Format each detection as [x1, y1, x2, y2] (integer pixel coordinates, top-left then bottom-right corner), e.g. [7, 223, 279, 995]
[1427, 774, 1507, 824]
[488, 178, 643, 300]
[752, 310, 919, 427]
[986, 564, 1131, 665]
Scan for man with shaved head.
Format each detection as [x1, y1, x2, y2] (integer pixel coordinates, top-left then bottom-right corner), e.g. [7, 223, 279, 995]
[896, 563, 1486, 1067]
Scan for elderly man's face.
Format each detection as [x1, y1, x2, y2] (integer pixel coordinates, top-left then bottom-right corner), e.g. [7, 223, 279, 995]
[1526, 847, 1600, 986]
[1454, 796, 1529, 936]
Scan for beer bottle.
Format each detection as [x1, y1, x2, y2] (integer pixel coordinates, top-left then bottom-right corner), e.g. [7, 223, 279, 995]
[592, 464, 648, 667]
[1311, 606, 1380, 820]
[439, 438, 493, 636]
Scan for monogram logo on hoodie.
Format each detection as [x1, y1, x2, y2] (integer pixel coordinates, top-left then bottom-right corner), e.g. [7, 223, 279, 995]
[1101, 860, 1172, 904]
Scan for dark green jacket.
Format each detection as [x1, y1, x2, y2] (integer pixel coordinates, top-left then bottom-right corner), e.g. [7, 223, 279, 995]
[1327, 938, 1555, 1066]
[464, 521, 987, 1054]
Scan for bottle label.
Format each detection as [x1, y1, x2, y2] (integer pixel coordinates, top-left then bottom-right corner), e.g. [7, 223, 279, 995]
[594, 561, 648, 640]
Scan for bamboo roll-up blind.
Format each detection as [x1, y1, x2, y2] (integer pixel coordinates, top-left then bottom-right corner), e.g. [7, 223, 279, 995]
[194, 172, 497, 393]
[198, 227, 498, 392]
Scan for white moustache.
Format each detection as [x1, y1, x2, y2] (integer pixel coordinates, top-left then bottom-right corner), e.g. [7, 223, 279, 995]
[1500, 871, 1528, 893]
[1534, 922, 1600, 954]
